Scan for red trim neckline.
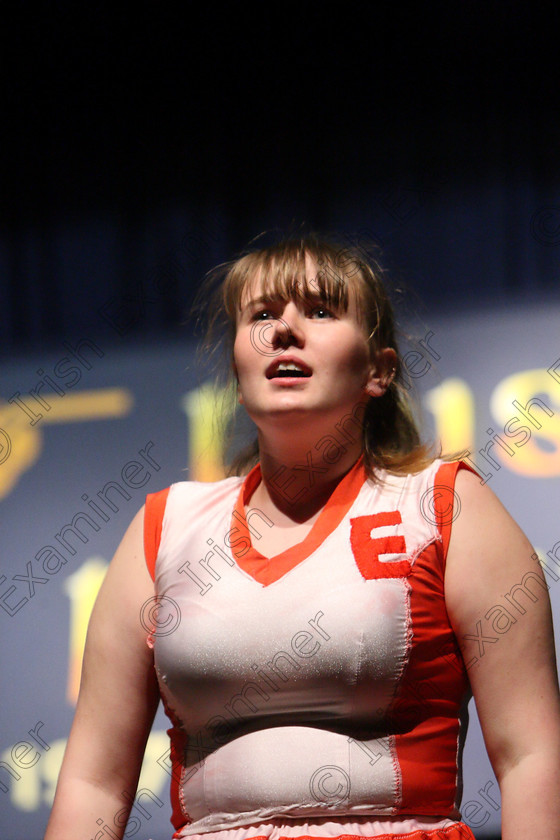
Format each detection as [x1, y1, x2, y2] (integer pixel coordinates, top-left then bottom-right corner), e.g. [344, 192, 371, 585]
[230, 457, 366, 585]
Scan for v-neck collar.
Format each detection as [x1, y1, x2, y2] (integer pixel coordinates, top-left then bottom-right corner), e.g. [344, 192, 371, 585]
[230, 457, 366, 586]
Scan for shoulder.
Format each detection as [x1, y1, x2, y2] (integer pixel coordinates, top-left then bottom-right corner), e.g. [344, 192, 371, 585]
[146, 475, 245, 510]
[450, 465, 525, 546]
[365, 459, 484, 564]
[445, 466, 538, 624]
[357, 459, 467, 564]
[144, 476, 245, 580]
[367, 457, 469, 518]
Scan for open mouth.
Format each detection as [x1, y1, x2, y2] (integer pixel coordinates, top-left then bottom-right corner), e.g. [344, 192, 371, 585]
[267, 362, 312, 379]
[272, 369, 310, 379]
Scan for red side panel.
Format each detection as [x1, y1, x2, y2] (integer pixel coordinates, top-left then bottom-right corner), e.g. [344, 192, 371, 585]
[143, 487, 170, 581]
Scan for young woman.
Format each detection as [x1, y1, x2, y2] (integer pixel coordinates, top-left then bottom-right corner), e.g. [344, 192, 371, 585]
[45, 235, 560, 840]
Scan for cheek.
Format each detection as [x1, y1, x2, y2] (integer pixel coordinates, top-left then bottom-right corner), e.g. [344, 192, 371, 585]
[330, 336, 371, 376]
[232, 333, 254, 386]
[232, 334, 246, 372]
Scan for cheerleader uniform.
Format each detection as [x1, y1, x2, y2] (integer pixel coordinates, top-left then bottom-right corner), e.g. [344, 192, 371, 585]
[143, 458, 476, 840]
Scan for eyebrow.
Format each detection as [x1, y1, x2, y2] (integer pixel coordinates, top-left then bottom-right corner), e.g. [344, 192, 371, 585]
[243, 287, 333, 308]
[245, 295, 278, 307]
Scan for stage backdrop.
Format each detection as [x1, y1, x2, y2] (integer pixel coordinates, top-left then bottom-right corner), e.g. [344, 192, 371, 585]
[1, 300, 559, 840]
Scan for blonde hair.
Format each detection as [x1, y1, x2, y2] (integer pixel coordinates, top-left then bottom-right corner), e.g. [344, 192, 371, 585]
[197, 233, 436, 479]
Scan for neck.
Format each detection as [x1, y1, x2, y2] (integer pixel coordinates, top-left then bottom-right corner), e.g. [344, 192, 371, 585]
[254, 425, 363, 522]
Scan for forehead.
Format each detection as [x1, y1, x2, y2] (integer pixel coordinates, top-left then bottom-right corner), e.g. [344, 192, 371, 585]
[237, 252, 357, 310]
[240, 254, 307, 303]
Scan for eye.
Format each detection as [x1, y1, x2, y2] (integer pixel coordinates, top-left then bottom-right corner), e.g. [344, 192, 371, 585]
[252, 309, 276, 321]
[309, 306, 334, 319]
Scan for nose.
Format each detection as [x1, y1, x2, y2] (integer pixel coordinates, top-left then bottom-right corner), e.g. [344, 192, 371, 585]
[271, 301, 305, 348]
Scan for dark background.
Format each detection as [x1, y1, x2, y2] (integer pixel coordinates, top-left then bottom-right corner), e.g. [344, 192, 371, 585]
[2, 3, 560, 355]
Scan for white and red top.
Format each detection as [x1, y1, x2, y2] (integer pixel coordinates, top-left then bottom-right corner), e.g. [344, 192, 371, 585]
[144, 458, 476, 840]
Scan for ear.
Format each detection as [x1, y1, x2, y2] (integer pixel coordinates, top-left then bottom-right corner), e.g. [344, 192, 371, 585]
[232, 367, 244, 404]
[365, 348, 398, 397]
[231, 359, 244, 404]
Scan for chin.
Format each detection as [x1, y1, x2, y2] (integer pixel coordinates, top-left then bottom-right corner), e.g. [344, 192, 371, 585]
[253, 400, 339, 427]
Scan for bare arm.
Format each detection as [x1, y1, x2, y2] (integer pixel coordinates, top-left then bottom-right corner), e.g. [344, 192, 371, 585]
[44, 506, 161, 839]
[445, 470, 560, 840]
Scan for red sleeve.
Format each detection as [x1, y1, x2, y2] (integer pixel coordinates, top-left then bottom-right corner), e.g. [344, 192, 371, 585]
[433, 460, 479, 564]
[143, 487, 170, 581]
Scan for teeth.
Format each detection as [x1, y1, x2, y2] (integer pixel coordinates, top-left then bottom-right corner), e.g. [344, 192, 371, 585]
[277, 363, 303, 371]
